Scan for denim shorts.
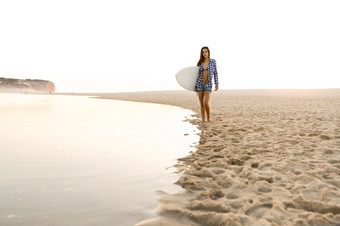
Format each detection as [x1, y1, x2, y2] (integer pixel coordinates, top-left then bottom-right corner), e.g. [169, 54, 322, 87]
[195, 85, 212, 92]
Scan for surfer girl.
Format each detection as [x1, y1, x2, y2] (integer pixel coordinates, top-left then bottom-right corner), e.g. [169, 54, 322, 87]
[195, 46, 219, 123]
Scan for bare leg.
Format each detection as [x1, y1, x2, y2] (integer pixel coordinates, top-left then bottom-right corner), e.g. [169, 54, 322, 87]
[203, 91, 212, 122]
[197, 91, 205, 122]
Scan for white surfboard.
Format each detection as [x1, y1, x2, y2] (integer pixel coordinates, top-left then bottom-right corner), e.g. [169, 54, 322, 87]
[175, 66, 199, 91]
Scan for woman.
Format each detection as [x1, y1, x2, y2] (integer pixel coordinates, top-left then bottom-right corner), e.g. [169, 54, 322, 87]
[195, 46, 219, 123]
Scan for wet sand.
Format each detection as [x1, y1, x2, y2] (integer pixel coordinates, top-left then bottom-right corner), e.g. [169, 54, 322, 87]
[58, 89, 340, 225]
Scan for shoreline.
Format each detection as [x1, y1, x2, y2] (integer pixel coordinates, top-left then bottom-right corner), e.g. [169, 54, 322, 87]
[56, 89, 340, 225]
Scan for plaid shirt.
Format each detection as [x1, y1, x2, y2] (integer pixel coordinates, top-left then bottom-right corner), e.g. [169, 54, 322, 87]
[195, 59, 219, 89]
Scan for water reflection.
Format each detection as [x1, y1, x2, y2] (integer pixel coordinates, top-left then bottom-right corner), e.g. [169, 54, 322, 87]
[0, 94, 199, 226]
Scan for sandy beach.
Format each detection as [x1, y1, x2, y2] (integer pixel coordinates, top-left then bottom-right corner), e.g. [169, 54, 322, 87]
[59, 89, 340, 225]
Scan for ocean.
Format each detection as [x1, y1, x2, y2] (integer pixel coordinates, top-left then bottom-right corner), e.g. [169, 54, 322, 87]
[0, 93, 199, 226]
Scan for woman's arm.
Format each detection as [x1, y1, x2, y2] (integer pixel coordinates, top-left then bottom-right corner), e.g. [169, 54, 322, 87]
[213, 60, 219, 90]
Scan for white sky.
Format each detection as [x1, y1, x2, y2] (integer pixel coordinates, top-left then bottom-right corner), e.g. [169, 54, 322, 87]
[0, 0, 339, 93]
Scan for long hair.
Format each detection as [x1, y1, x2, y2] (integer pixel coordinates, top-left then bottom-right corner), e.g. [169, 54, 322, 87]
[197, 46, 210, 66]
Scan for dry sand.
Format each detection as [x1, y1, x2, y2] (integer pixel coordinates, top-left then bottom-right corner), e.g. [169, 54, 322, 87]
[60, 89, 340, 225]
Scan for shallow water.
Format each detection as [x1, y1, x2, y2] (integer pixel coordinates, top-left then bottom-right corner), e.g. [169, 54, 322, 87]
[0, 93, 199, 226]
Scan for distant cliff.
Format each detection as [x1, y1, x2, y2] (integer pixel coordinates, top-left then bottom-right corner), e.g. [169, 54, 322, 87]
[0, 77, 55, 93]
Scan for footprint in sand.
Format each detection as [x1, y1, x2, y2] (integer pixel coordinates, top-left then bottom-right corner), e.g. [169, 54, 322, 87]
[219, 134, 226, 138]
[258, 163, 273, 170]
[257, 185, 272, 193]
[324, 149, 335, 155]
[245, 203, 273, 219]
[226, 192, 239, 199]
[251, 162, 259, 168]
[320, 134, 331, 140]
[227, 157, 244, 166]
[228, 199, 247, 209]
